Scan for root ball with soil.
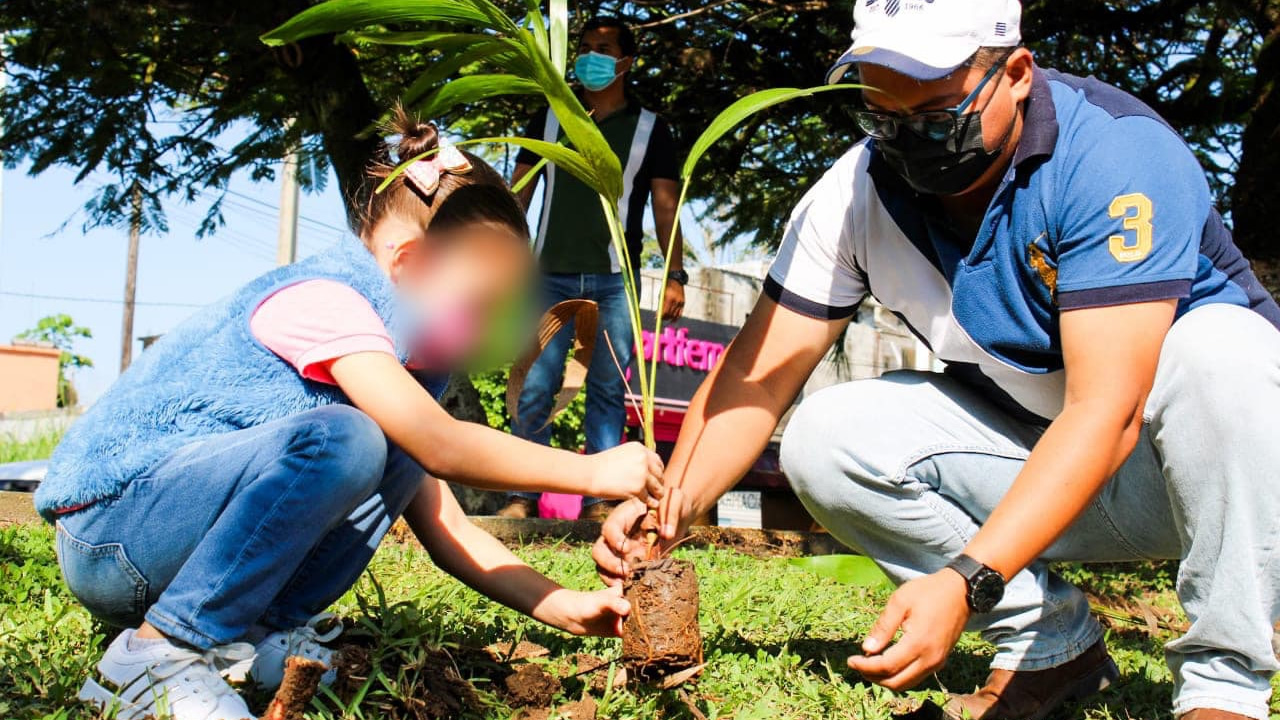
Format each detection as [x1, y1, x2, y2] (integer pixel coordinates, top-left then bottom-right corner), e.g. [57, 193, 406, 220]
[620, 556, 703, 682]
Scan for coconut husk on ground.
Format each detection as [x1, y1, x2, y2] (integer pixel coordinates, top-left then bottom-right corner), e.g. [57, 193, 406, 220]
[262, 656, 327, 720]
[621, 557, 703, 683]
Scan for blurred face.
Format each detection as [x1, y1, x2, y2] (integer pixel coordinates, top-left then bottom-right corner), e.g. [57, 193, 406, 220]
[370, 215, 532, 370]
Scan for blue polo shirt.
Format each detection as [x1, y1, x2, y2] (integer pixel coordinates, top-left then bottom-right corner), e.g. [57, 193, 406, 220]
[766, 66, 1280, 422]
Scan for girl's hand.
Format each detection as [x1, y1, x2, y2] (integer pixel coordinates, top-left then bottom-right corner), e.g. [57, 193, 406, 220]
[535, 586, 631, 637]
[587, 442, 665, 507]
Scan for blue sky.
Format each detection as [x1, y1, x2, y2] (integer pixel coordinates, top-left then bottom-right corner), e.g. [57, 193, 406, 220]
[0, 158, 352, 403]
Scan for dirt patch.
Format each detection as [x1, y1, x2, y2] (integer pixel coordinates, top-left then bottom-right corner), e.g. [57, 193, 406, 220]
[556, 695, 598, 719]
[385, 518, 412, 544]
[504, 663, 561, 707]
[0, 491, 38, 526]
[687, 525, 817, 557]
[330, 644, 372, 698]
[394, 516, 851, 558]
[486, 639, 551, 662]
[514, 696, 597, 720]
[263, 656, 326, 720]
[408, 650, 483, 719]
[621, 557, 703, 682]
[569, 653, 615, 695]
[328, 641, 483, 720]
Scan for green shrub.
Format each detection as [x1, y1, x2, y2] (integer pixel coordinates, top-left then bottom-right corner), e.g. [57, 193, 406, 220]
[471, 366, 586, 451]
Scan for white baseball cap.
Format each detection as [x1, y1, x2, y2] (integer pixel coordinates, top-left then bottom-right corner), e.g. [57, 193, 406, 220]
[826, 0, 1022, 84]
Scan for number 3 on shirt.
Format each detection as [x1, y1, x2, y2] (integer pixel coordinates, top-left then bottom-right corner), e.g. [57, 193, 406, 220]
[1108, 192, 1154, 263]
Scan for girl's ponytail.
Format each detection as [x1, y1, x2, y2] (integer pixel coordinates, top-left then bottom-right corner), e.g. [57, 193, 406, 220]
[391, 107, 441, 165]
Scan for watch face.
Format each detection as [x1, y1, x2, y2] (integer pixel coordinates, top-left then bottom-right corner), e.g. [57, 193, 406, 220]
[970, 569, 1005, 614]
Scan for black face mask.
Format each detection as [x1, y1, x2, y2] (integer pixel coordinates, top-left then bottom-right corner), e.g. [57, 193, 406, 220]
[876, 113, 1011, 196]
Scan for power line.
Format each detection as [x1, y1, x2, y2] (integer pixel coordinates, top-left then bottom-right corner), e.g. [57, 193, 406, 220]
[0, 290, 204, 309]
[222, 188, 348, 235]
[164, 205, 277, 263]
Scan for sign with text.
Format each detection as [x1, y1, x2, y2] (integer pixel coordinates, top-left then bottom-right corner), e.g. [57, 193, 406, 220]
[624, 311, 739, 406]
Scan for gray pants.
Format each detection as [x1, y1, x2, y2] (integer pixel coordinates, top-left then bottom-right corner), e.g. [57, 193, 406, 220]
[780, 304, 1280, 718]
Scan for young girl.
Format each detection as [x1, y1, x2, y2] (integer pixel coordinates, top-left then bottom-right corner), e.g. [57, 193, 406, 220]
[35, 111, 663, 720]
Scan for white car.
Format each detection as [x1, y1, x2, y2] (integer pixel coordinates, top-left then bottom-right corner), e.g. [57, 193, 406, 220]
[0, 460, 47, 492]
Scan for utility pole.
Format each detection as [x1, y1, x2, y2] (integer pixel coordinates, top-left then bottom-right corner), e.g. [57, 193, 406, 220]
[276, 120, 300, 265]
[120, 182, 142, 372]
[1, 36, 7, 250]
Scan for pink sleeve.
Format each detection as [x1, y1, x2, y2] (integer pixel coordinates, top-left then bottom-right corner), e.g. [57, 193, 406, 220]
[250, 279, 397, 385]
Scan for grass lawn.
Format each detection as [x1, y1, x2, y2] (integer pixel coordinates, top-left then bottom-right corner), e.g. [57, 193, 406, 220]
[0, 428, 63, 465]
[2, 431, 1275, 718]
[4, 517, 1274, 720]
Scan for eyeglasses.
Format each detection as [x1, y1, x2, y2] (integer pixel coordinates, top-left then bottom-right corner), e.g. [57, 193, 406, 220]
[852, 59, 1008, 142]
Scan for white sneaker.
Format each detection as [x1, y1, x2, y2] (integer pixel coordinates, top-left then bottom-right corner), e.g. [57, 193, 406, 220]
[242, 612, 342, 690]
[79, 629, 256, 720]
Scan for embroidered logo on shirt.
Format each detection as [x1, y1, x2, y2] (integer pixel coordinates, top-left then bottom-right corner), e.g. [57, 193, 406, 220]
[1027, 233, 1058, 301]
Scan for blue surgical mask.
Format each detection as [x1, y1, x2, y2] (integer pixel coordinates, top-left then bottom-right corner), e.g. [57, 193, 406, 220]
[574, 51, 622, 92]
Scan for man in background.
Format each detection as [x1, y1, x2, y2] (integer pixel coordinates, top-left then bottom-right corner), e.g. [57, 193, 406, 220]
[499, 16, 686, 521]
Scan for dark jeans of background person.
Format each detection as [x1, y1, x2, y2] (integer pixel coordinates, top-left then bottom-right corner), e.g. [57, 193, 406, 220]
[510, 271, 637, 510]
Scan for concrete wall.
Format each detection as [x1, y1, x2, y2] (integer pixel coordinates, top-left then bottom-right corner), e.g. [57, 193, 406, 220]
[639, 264, 933, 381]
[0, 344, 62, 413]
[639, 262, 771, 327]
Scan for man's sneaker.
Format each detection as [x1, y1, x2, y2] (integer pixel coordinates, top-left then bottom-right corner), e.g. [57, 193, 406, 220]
[580, 500, 619, 523]
[78, 629, 256, 720]
[496, 497, 537, 519]
[243, 612, 341, 690]
[938, 639, 1119, 720]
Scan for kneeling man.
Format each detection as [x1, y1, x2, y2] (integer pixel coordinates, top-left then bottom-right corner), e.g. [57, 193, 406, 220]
[595, 1, 1280, 718]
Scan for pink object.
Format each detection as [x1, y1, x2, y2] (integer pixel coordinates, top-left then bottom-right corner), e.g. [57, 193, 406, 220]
[538, 492, 583, 520]
[403, 159, 442, 197]
[403, 143, 473, 198]
[250, 279, 398, 384]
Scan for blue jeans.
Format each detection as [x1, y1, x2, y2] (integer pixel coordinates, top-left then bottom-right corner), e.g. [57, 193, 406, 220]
[780, 305, 1280, 719]
[510, 272, 636, 508]
[54, 405, 425, 650]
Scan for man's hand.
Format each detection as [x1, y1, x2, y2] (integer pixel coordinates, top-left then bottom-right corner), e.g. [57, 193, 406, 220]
[662, 279, 685, 321]
[848, 569, 971, 691]
[592, 487, 691, 586]
[534, 586, 631, 637]
[587, 442, 665, 507]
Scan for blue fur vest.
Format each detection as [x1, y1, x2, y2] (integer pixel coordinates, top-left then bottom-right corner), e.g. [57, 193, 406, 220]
[36, 238, 447, 521]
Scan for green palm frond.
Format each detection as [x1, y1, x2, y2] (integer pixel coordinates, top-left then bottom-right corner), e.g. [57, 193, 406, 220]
[263, 0, 866, 448]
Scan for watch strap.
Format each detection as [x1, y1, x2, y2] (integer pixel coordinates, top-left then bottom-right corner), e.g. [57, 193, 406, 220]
[946, 553, 985, 581]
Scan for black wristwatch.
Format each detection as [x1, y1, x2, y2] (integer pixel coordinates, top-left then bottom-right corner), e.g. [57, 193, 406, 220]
[668, 269, 689, 286]
[945, 554, 1006, 614]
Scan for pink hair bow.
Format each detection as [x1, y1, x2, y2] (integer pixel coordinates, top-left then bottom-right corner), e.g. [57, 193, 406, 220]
[403, 143, 473, 198]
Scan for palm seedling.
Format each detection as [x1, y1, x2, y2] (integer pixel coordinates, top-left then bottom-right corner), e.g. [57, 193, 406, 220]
[263, 0, 861, 684]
